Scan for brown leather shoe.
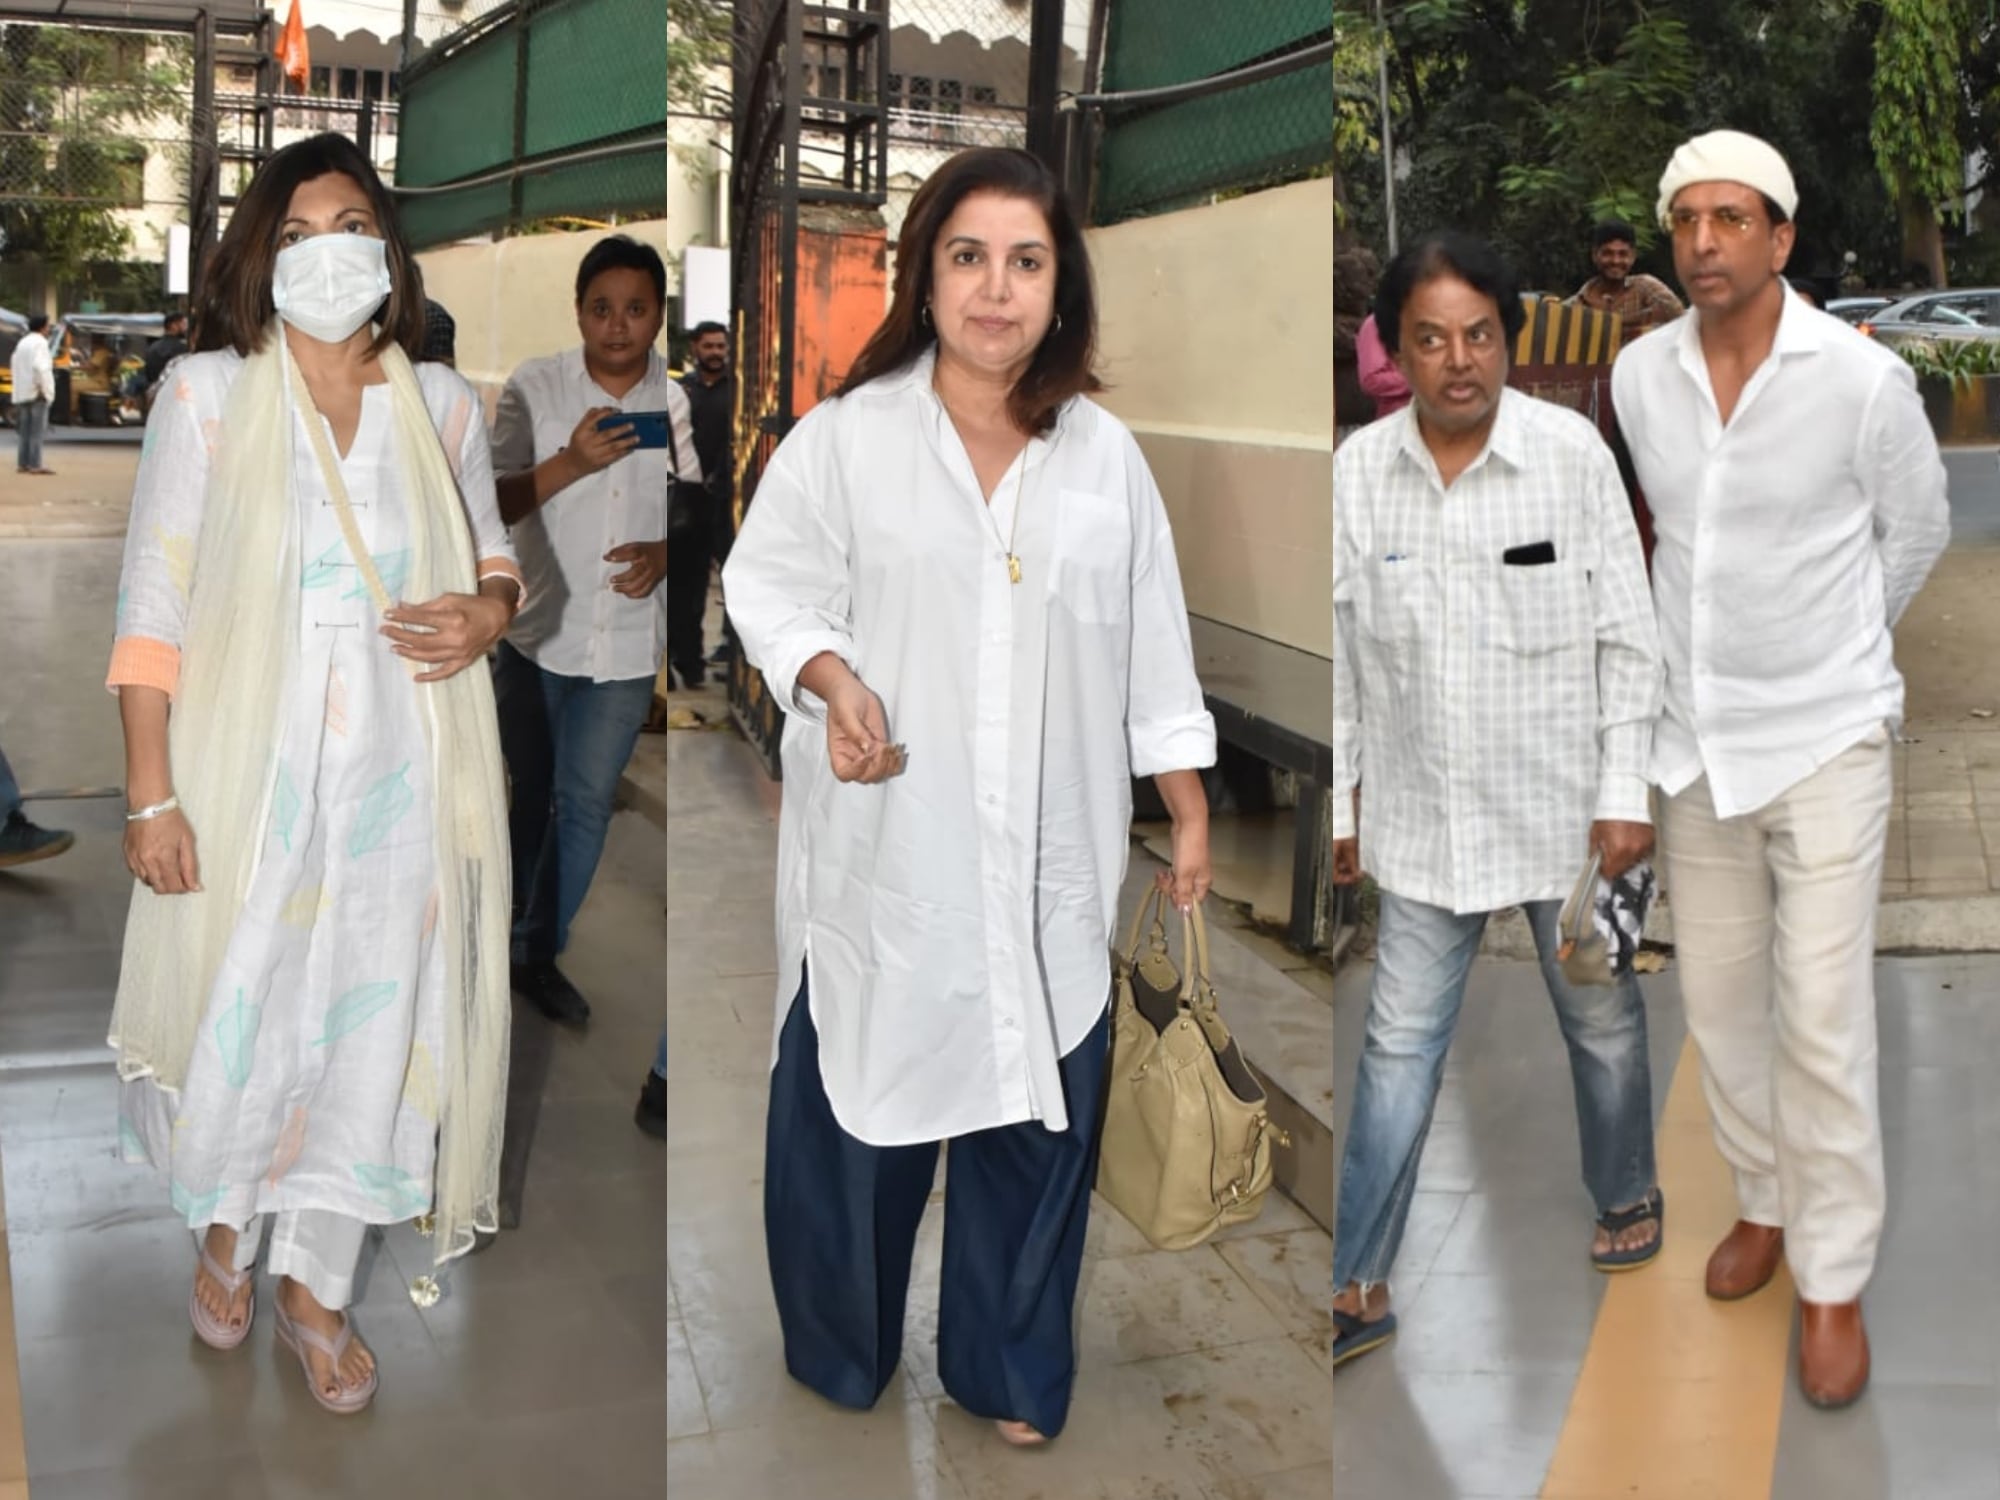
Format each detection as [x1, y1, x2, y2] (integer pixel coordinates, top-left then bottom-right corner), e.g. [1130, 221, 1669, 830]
[1799, 1298, 1869, 1409]
[1705, 1220, 1785, 1301]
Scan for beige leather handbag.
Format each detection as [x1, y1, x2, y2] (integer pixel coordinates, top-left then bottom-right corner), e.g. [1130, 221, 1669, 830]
[1096, 888, 1284, 1251]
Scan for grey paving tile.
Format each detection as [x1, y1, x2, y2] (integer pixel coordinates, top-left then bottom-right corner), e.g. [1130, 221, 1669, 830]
[1770, 1382, 2000, 1500]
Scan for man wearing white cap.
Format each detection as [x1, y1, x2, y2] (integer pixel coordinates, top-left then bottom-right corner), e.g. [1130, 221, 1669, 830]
[1612, 129, 1949, 1409]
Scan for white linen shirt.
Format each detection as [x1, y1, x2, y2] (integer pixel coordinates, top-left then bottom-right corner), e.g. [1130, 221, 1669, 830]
[1332, 389, 1663, 915]
[1612, 291, 1950, 818]
[722, 351, 1217, 1147]
[492, 347, 677, 683]
[10, 330, 53, 404]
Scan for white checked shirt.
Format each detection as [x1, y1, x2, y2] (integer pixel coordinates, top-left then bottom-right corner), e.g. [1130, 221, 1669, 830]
[1613, 293, 1950, 818]
[493, 347, 678, 683]
[722, 350, 1216, 1146]
[1333, 389, 1663, 915]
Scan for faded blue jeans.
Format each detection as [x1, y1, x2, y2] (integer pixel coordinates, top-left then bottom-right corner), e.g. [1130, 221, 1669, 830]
[1333, 889, 1657, 1291]
[494, 641, 656, 965]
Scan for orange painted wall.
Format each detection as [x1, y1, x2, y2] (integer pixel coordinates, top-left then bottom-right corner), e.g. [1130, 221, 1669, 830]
[791, 216, 888, 414]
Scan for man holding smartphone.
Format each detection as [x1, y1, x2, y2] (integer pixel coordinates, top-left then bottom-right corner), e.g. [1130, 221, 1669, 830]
[492, 234, 675, 1024]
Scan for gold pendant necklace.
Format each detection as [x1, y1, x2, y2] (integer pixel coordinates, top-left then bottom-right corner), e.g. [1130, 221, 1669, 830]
[937, 374, 1033, 585]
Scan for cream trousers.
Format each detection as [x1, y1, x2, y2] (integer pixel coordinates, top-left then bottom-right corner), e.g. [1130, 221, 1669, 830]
[1659, 728, 1893, 1304]
[212, 1209, 369, 1311]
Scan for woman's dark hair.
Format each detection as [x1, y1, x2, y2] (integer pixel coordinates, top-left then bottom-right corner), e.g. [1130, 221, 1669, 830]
[1592, 220, 1638, 250]
[1374, 232, 1526, 356]
[834, 147, 1100, 434]
[192, 132, 425, 360]
[576, 235, 666, 305]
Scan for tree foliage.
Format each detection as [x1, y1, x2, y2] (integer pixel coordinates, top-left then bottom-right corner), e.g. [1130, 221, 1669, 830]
[668, 0, 731, 118]
[0, 25, 192, 301]
[1337, 0, 2000, 295]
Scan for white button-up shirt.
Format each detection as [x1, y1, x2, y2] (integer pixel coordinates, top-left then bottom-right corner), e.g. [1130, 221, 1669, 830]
[493, 347, 678, 683]
[722, 351, 1216, 1146]
[1613, 292, 1949, 817]
[1333, 389, 1663, 915]
[9, 330, 53, 404]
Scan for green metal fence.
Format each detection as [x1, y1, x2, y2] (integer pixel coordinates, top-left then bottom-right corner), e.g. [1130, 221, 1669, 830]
[1092, 0, 1331, 225]
[394, 0, 666, 248]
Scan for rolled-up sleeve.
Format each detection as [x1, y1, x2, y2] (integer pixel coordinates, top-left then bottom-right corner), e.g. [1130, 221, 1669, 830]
[489, 375, 538, 479]
[1583, 440, 1663, 824]
[720, 410, 853, 726]
[108, 372, 211, 697]
[1122, 436, 1216, 777]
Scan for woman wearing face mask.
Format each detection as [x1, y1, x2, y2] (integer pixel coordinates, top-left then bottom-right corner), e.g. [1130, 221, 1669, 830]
[105, 133, 517, 1414]
[722, 148, 1216, 1444]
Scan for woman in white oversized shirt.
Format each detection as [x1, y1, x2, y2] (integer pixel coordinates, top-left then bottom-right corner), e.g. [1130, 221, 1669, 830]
[107, 135, 518, 1415]
[724, 146, 1217, 1444]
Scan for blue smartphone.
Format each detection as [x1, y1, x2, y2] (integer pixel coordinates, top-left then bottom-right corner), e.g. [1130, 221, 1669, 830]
[595, 410, 671, 449]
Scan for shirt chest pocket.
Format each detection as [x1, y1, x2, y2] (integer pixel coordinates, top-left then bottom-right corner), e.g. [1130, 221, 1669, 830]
[1491, 559, 1590, 656]
[1050, 487, 1132, 624]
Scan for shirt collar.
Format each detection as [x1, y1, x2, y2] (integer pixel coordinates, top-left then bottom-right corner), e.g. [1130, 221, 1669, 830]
[1674, 278, 1824, 381]
[566, 345, 667, 402]
[1392, 385, 1525, 487]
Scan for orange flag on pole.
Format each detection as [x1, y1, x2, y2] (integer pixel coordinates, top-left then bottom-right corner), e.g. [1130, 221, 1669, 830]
[276, 0, 309, 89]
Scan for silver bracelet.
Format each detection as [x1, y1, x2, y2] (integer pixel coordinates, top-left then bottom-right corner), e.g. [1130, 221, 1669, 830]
[125, 795, 180, 823]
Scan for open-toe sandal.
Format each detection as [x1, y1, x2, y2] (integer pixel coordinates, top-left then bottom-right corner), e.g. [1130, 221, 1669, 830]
[188, 1240, 254, 1351]
[1593, 1187, 1666, 1273]
[273, 1296, 378, 1414]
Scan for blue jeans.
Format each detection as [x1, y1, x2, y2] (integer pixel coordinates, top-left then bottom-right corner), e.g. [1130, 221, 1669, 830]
[1332, 889, 1657, 1290]
[494, 640, 654, 964]
[0, 741, 19, 820]
[15, 397, 46, 471]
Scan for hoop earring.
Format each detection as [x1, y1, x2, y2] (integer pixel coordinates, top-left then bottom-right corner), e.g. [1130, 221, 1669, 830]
[921, 305, 932, 328]
[1054, 313, 1064, 334]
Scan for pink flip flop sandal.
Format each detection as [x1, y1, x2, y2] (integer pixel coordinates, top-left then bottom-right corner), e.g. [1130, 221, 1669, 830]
[188, 1241, 254, 1351]
[272, 1297, 378, 1414]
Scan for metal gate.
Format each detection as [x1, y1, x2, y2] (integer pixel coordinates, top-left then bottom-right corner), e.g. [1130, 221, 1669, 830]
[723, 0, 890, 775]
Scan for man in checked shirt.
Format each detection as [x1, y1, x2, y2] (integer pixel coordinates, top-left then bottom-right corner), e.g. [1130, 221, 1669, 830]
[1331, 231, 1667, 1371]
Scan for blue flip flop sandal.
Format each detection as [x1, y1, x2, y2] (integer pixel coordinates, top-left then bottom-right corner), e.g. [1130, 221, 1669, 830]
[1332, 1307, 1398, 1370]
[1593, 1187, 1665, 1273]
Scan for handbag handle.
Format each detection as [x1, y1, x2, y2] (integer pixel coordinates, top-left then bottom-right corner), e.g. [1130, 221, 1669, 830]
[1177, 901, 1237, 1052]
[1122, 883, 1170, 965]
[1558, 849, 1603, 952]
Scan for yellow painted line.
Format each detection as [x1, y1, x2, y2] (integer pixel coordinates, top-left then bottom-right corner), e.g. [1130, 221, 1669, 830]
[0, 1162, 27, 1497]
[1540, 1037, 1791, 1500]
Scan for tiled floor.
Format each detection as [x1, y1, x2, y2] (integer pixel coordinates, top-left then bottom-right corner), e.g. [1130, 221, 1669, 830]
[664, 727, 1335, 1499]
[0, 535, 665, 1497]
[1331, 944, 2000, 1500]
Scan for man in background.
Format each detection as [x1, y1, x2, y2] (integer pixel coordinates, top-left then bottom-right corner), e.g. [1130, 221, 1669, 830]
[10, 314, 54, 475]
[492, 235, 673, 1024]
[676, 320, 733, 675]
[1571, 220, 1685, 337]
[140, 310, 188, 393]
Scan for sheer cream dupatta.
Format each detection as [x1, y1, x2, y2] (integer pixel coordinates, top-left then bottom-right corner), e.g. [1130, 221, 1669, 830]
[110, 324, 511, 1299]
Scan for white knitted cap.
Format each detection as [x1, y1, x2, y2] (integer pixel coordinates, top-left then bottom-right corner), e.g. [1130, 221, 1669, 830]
[1656, 129, 1798, 225]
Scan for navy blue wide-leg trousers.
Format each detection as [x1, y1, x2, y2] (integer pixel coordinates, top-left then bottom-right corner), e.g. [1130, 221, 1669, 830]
[763, 972, 1109, 1438]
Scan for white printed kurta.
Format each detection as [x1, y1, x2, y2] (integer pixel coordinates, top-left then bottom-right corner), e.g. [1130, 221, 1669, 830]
[110, 350, 514, 1231]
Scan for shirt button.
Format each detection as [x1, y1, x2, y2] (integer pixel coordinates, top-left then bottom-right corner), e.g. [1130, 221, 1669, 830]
[1000, 1015, 1017, 1031]
[986, 794, 999, 805]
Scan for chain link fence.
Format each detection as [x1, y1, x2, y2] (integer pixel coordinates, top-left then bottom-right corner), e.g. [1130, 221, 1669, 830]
[0, 24, 197, 312]
[394, 0, 667, 248]
[1089, 0, 1331, 225]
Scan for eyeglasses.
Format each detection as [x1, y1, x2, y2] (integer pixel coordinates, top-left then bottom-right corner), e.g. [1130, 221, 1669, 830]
[1662, 206, 1764, 238]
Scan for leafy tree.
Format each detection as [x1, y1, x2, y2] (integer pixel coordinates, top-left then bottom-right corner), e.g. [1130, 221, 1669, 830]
[1337, 0, 1981, 297]
[0, 25, 192, 305]
[1871, 0, 1970, 288]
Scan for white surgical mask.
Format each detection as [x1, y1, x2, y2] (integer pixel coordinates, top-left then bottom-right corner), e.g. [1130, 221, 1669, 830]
[272, 232, 391, 344]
